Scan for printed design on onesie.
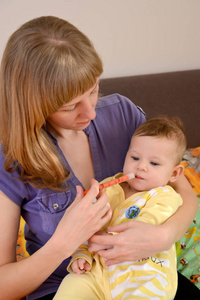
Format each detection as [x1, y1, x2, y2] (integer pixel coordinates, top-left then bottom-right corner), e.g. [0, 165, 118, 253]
[125, 205, 140, 219]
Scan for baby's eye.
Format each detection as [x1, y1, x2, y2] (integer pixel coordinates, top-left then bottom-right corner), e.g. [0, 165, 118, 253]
[132, 156, 139, 161]
[150, 162, 159, 166]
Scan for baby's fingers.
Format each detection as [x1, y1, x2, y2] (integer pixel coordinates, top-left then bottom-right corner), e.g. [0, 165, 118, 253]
[71, 260, 81, 274]
[84, 261, 91, 271]
[78, 258, 90, 273]
[78, 258, 87, 270]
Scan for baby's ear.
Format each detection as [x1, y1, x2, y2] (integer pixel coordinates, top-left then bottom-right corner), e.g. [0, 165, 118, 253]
[169, 165, 184, 183]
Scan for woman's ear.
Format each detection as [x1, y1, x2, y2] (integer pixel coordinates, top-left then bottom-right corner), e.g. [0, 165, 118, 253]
[169, 165, 184, 183]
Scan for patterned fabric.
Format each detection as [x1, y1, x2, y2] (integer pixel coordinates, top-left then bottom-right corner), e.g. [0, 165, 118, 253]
[16, 217, 29, 261]
[176, 147, 200, 289]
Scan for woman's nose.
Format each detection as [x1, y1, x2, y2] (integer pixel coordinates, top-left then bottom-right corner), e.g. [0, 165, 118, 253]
[81, 99, 96, 119]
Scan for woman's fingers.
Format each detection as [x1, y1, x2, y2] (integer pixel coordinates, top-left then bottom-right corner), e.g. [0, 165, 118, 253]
[90, 221, 167, 265]
[107, 221, 130, 233]
[82, 182, 112, 227]
[83, 179, 100, 205]
[88, 231, 113, 253]
[54, 179, 112, 257]
[95, 199, 111, 220]
[66, 185, 84, 213]
[90, 231, 116, 245]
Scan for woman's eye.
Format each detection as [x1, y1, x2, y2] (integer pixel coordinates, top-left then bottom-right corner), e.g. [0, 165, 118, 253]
[90, 88, 98, 95]
[64, 105, 77, 112]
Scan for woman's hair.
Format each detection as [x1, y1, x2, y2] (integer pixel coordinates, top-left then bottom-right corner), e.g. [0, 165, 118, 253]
[133, 116, 187, 164]
[0, 16, 103, 190]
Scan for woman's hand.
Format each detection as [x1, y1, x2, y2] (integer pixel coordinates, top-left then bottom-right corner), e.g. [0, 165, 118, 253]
[52, 179, 112, 260]
[88, 174, 198, 267]
[0, 182, 111, 300]
[89, 220, 172, 266]
[88, 230, 113, 253]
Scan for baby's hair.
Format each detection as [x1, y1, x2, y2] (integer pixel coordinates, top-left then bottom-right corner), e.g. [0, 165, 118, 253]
[133, 116, 187, 164]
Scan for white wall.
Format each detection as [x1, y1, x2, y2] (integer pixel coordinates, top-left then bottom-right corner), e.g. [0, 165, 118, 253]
[0, 0, 200, 78]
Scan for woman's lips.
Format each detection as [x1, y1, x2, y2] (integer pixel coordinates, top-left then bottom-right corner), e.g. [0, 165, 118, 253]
[77, 120, 90, 125]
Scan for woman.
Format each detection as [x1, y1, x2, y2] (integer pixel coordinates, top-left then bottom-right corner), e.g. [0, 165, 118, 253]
[0, 16, 198, 300]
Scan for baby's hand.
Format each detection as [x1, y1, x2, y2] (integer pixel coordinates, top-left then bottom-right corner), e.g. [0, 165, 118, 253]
[71, 258, 91, 274]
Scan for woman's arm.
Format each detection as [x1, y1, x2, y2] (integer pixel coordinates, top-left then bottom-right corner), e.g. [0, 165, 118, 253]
[166, 173, 198, 241]
[0, 181, 112, 300]
[89, 174, 198, 265]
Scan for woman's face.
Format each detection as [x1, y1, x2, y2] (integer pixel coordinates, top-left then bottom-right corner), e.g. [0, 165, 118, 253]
[46, 80, 99, 133]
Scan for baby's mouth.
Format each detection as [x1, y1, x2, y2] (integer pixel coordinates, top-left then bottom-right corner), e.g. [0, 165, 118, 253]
[135, 175, 144, 180]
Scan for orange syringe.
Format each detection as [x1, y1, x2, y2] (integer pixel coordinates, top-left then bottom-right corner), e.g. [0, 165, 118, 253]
[83, 173, 135, 195]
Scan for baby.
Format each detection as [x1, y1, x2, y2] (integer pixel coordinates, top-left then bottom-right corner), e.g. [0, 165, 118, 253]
[54, 116, 187, 300]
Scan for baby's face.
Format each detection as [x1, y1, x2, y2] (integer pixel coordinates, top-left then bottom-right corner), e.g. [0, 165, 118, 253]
[123, 135, 178, 191]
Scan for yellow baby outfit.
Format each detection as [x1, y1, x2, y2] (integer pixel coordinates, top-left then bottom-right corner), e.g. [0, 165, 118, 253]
[54, 174, 183, 300]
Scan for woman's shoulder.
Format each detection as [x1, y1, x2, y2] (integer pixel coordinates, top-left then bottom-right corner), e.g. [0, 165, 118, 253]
[96, 93, 146, 117]
[97, 93, 135, 107]
[95, 93, 146, 129]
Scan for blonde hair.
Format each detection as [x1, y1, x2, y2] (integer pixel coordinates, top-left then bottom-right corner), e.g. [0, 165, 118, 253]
[0, 16, 103, 190]
[133, 116, 187, 164]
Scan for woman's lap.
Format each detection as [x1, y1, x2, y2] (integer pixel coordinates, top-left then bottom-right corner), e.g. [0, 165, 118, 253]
[35, 292, 56, 300]
[34, 272, 200, 300]
[174, 272, 200, 300]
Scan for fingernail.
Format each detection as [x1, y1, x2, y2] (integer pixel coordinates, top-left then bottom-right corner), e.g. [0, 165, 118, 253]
[92, 198, 97, 204]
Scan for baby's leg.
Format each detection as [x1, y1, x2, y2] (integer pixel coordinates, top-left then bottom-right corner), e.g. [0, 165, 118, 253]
[53, 272, 105, 300]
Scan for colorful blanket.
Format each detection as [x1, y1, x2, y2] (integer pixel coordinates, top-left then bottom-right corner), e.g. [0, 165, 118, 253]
[176, 147, 200, 289]
[16, 217, 29, 261]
